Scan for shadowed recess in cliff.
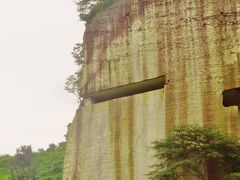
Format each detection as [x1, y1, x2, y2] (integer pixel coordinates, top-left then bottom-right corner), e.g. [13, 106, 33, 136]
[223, 87, 240, 107]
[86, 75, 166, 103]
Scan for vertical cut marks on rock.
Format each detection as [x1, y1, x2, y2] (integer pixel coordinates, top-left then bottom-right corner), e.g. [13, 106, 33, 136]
[86, 75, 166, 103]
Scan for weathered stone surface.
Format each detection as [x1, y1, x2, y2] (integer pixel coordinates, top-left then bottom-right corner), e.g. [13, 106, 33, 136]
[64, 90, 165, 180]
[63, 0, 240, 179]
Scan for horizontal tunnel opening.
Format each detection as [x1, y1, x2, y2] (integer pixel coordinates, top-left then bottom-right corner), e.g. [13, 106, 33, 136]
[86, 75, 166, 103]
[223, 87, 240, 107]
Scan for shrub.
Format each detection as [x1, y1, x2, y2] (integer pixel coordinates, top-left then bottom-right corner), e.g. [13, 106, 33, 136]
[148, 125, 240, 180]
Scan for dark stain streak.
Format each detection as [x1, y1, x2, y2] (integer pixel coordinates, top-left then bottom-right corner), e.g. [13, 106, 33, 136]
[114, 100, 121, 180]
[128, 97, 135, 180]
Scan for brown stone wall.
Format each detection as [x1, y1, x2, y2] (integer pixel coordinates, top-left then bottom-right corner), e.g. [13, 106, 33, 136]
[63, 0, 240, 179]
[79, 0, 240, 133]
[64, 90, 165, 180]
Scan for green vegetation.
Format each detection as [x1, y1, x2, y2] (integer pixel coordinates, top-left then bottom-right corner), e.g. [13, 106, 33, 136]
[0, 155, 13, 180]
[76, 0, 115, 22]
[65, 43, 86, 102]
[148, 125, 240, 180]
[0, 142, 66, 180]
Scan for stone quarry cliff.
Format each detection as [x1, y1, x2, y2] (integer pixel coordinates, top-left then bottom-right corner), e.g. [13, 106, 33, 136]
[63, 0, 240, 179]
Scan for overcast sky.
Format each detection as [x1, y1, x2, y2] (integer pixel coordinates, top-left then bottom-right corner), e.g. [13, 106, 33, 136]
[0, 0, 85, 155]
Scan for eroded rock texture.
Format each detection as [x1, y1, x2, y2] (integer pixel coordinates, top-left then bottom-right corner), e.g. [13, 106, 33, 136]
[63, 0, 240, 179]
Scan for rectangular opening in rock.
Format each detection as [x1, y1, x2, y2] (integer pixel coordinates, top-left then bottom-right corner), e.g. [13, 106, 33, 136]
[222, 88, 240, 107]
[87, 75, 166, 103]
[223, 87, 240, 125]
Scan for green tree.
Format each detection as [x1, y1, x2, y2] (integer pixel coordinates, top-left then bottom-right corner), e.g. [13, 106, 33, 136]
[76, 0, 115, 21]
[32, 142, 66, 180]
[47, 143, 57, 152]
[148, 125, 240, 180]
[76, 0, 100, 21]
[10, 145, 36, 180]
[64, 43, 86, 102]
[0, 142, 66, 180]
[14, 145, 33, 167]
[37, 148, 45, 153]
[0, 155, 13, 180]
[64, 73, 80, 99]
[71, 43, 85, 66]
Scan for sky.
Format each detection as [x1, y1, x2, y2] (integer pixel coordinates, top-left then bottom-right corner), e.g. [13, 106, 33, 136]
[0, 0, 85, 155]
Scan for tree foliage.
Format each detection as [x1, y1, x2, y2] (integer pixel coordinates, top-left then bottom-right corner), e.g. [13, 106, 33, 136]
[47, 143, 58, 152]
[64, 43, 86, 102]
[9, 145, 36, 180]
[33, 142, 66, 180]
[76, 0, 115, 21]
[0, 155, 13, 180]
[71, 43, 85, 66]
[64, 73, 80, 99]
[14, 145, 33, 168]
[148, 125, 240, 180]
[77, 0, 100, 21]
[0, 142, 66, 180]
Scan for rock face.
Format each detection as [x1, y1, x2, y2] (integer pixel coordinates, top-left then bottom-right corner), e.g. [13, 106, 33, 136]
[63, 0, 240, 179]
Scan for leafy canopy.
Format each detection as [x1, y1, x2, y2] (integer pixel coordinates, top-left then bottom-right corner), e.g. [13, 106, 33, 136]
[64, 43, 86, 102]
[0, 142, 66, 180]
[148, 125, 240, 180]
[76, 0, 115, 22]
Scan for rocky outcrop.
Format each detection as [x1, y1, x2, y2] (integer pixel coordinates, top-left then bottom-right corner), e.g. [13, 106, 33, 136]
[63, 0, 240, 179]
